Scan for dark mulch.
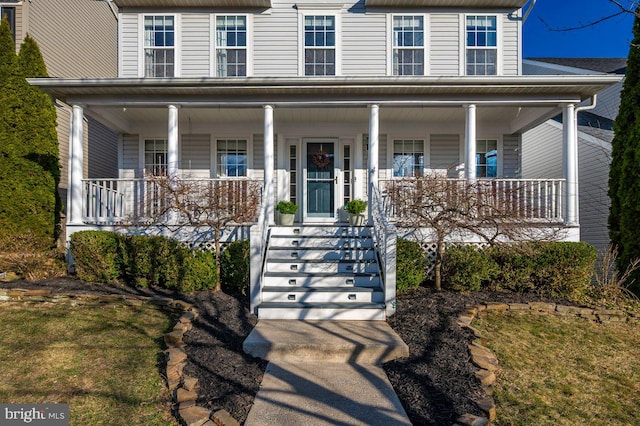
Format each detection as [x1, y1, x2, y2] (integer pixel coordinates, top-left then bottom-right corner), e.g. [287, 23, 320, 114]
[1, 278, 571, 425]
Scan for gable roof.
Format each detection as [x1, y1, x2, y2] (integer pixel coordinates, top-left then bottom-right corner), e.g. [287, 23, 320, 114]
[530, 58, 627, 75]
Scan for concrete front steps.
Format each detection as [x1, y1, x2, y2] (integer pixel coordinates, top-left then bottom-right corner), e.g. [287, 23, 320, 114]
[258, 225, 386, 320]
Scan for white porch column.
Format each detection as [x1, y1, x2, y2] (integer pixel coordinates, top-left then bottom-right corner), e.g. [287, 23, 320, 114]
[68, 105, 84, 226]
[563, 103, 578, 226]
[167, 105, 179, 178]
[264, 105, 275, 225]
[464, 104, 477, 180]
[368, 104, 379, 224]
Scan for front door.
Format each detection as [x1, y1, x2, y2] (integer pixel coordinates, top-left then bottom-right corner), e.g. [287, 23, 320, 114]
[304, 140, 339, 223]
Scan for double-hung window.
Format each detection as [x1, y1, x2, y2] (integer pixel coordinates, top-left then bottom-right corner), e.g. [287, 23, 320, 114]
[217, 139, 248, 177]
[0, 6, 15, 41]
[476, 139, 498, 178]
[393, 140, 425, 177]
[144, 139, 168, 176]
[304, 15, 336, 76]
[466, 15, 497, 76]
[215, 16, 247, 77]
[144, 15, 175, 78]
[392, 15, 425, 76]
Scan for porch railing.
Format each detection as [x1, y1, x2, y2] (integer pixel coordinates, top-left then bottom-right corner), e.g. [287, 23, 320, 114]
[82, 178, 262, 224]
[371, 184, 397, 318]
[380, 178, 565, 223]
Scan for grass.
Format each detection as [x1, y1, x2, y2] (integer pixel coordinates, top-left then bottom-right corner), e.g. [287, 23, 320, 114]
[0, 302, 177, 425]
[473, 312, 640, 426]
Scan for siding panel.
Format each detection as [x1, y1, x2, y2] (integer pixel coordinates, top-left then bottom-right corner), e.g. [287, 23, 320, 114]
[120, 13, 139, 77]
[88, 117, 118, 179]
[430, 13, 459, 76]
[502, 14, 519, 76]
[252, 134, 265, 180]
[342, 8, 386, 76]
[502, 133, 520, 178]
[521, 122, 563, 179]
[253, 3, 298, 77]
[430, 134, 460, 177]
[181, 133, 210, 177]
[121, 134, 140, 178]
[181, 14, 210, 77]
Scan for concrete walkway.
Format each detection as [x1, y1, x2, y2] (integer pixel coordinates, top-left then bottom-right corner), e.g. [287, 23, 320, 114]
[243, 321, 411, 425]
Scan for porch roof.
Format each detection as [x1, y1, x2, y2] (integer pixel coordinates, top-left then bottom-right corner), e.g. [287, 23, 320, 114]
[30, 75, 621, 107]
[364, 0, 527, 8]
[112, 0, 271, 8]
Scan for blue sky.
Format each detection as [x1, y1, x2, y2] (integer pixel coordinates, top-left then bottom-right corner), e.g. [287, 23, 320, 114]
[523, 0, 635, 58]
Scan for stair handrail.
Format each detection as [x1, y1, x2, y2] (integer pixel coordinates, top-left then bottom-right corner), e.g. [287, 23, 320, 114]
[371, 184, 397, 317]
[249, 190, 270, 315]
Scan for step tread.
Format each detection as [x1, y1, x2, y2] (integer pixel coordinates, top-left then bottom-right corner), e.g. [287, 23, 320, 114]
[263, 286, 380, 293]
[264, 272, 379, 277]
[259, 302, 385, 309]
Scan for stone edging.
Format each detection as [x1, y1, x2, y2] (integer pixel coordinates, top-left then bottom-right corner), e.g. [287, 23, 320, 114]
[454, 301, 640, 426]
[0, 288, 240, 426]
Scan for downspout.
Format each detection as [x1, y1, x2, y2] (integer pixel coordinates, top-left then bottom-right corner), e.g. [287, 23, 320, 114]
[575, 95, 598, 115]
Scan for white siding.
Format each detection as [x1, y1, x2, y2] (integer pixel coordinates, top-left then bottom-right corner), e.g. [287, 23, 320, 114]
[181, 134, 211, 177]
[342, 7, 386, 76]
[502, 13, 519, 76]
[521, 121, 562, 179]
[502, 133, 520, 178]
[121, 134, 140, 178]
[590, 81, 622, 122]
[378, 134, 388, 180]
[253, 2, 298, 77]
[120, 13, 139, 78]
[430, 134, 460, 177]
[181, 14, 210, 77]
[578, 140, 611, 252]
[430, 14, 459, 76]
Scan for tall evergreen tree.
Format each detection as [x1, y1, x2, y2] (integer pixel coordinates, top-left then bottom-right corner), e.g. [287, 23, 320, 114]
[609, 8, 640, 291]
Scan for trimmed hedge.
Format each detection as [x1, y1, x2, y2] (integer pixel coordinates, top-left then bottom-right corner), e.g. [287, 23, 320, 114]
[396, 238, 428, 294]
[443, 242, 597, 303]
[221, 240, 250, 296]
[70, 231, 217, 292]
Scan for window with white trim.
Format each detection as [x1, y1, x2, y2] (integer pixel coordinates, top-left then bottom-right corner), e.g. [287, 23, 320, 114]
[0, 7, 15, 41]
[144, 139, 167, 176]
[476, 139, 498, 178]
[392, 15, 425, 76]
[393, 140, 424, 177]
[216, 139, 247, 177]
[466, 15, 497, 76]
[215, 16, 247, 77]
[304, 15, 336, 76]
[144, 15, 175, 77]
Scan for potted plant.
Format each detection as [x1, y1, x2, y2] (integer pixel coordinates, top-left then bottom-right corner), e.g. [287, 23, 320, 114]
[344, 199, 367, 226]
[276, 200, 299, 226]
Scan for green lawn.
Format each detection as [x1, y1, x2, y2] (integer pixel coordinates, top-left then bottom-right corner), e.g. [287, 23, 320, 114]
[474, 312, 640, 426]
[0, 303, 177, 425]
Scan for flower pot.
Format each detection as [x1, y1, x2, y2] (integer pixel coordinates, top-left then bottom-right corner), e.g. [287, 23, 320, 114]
[277, 212, 295, 226]
[348, 213, 365, 226]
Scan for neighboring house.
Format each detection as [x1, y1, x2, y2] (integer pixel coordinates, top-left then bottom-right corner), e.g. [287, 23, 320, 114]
[30, 0, 621, 320]
[523, 58, 626, 253]
[3, 0, 118, 223]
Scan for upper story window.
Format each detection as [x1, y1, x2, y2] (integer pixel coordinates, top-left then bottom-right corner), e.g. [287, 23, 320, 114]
[393, 139, 424, 177]
[217, 139, 247, 177]
[0, 7, 15, 41]
[392, 15, 425, 76]
[215, 16, 247, 77]
[476, 139, 497, 177]
[304, 15, 336, 76]
[144, 16, 175, 78]
[466, 15, 497, 76]
[144, 139, 167, 176]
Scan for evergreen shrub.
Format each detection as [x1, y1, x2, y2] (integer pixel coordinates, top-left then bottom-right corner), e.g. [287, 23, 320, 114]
[443, 244, 499, 292]
[220, 240, 250, 296]
[396, 238, 428, 294]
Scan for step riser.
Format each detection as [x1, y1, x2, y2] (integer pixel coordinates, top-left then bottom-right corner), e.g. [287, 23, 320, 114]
[269, 237, 374, 249]
[262, 292, 380, 304]
[263, 275, 381, 288]
[257, 307, 386, 321]
[266, 262, 378, 274]
[272, 226, 372, 237]
[268, 249, 376, 261]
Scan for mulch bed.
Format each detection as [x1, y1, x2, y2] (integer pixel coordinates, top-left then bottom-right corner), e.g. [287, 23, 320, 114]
[1, 277, 570, 425]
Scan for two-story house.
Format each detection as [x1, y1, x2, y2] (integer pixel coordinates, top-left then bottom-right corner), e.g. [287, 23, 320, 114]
[4, 0, 118, 230]
[31, 0, 621, 320]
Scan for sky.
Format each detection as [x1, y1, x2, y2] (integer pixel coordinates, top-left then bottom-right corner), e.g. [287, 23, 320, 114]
[523, 0, 635, 58]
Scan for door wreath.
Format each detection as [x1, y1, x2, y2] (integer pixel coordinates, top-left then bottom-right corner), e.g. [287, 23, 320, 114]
[312, 150, 331, 169]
